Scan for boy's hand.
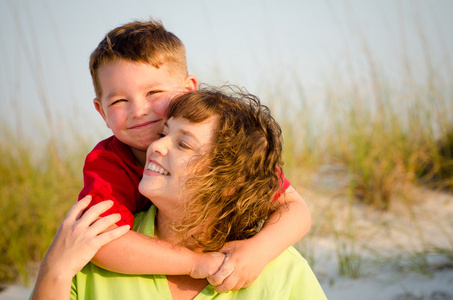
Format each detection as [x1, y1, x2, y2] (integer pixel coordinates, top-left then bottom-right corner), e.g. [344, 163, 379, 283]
[189, 252, 225, 279]
[207, 240, 267, 293]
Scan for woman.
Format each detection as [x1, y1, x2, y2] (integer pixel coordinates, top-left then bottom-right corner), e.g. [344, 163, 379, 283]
[32, 86, 326, 299]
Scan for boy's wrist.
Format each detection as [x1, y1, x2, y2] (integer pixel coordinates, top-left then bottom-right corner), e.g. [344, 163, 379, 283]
[188, 251, 204, 277]
[234, 236, 274, 264]
[188, 251, 225, 279]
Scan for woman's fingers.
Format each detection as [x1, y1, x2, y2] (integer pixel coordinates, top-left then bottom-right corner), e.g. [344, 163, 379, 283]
[37, 197, 129, 282]
[76, 199, 114, 227]
[89, 213, 121, 234]
[96, 224, 130, 246]
[59, 198, 130, 249]
[63, 198, 123, 243]
[88, 213, 130, 246]
[65, 195, 93, 221]
[73, 200, 130, 245]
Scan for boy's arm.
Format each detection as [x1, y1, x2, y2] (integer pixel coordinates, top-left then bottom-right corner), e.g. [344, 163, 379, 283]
[91, 229, 224, 278]
[207, 185, 311, 292]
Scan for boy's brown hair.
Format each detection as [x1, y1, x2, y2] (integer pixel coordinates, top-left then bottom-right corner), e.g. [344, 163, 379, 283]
[167, 86, 284, 252]
[89, 19, 188, 99]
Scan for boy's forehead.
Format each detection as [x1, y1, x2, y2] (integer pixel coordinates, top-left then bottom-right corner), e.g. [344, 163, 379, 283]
[99, 59, 167, 75]
[98, 60, 183, 87]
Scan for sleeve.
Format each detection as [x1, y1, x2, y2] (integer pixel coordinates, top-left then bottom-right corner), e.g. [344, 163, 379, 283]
[273, 168, 291, 201]
[78, 151, 139, 228]
[279, 171, 291, 190]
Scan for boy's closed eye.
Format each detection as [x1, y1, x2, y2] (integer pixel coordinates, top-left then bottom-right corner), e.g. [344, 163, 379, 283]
[147, 90, 164, 97]
[109, 99, 127, 106]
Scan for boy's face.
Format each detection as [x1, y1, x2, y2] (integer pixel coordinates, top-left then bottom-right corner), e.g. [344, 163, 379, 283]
[94, 60, 198, 155]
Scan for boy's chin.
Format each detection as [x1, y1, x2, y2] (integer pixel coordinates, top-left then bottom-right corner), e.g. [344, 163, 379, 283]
[133, 139, 156, 151]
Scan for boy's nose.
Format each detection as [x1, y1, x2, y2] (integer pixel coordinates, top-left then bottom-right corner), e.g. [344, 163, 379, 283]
[131, 98, 151, 118]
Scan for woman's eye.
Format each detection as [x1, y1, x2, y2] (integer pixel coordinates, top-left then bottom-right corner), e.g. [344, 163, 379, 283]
[178, 141, 191, 150]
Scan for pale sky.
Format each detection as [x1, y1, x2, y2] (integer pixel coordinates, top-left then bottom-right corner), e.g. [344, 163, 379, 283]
[1, 0, 452, 145]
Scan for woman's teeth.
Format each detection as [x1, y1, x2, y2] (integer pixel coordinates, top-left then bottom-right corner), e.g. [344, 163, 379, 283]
[147, 162, 169, 175]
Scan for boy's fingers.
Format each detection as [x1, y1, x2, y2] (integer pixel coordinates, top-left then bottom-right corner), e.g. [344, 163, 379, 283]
[213, 274, 239, 293]
[232, 279, 249, 291]
[208, 261, 234, 287]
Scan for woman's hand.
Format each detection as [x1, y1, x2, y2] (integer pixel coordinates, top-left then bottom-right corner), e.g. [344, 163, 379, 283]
[43, 195, 130, 276]
[32, 196, 130, 300]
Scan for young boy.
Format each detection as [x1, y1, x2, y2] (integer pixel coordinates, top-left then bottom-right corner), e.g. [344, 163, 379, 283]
[80, 19, 312, 292]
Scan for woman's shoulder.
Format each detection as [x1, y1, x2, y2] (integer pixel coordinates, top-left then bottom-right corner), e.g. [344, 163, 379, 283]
[271, 246, 307, 268]
[246, 247, 327, 299]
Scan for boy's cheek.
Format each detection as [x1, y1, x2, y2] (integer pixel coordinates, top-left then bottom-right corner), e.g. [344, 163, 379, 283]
[152, 93, 174, 117]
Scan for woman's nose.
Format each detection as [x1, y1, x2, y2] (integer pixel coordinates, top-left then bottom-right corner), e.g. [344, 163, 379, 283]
[150, 136, 169, 156]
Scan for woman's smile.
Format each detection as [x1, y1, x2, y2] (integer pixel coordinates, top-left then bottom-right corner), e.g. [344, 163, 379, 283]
[145, 161, 170, 175]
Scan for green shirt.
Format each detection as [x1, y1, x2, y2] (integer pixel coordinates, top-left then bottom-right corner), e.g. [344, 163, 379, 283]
[70, 205, 327, 299]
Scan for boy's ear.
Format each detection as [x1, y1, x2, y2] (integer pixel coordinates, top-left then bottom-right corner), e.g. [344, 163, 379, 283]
[184, 75, 199, 92]
[93, 98, 110, 128]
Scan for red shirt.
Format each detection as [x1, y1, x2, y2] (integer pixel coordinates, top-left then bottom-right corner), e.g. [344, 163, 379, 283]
[78, 136, 150, 227]
[79, 136, 291, 228]
[276, 168, 291, 200]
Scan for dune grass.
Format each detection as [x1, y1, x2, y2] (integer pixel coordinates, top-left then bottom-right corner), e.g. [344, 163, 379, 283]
[271, 31, 453, 212]
[0, 129, 85, 284]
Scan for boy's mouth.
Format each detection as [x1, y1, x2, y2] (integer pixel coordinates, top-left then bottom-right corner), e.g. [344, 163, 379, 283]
[147, 161, 170, 175]
[130, 120, 161, 130]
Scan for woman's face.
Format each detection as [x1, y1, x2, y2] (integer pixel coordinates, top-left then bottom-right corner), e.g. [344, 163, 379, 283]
[139, 116, 217, 213]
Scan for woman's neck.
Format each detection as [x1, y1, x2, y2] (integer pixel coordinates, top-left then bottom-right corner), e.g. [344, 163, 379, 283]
[154, 208, 201, 251]
[154, 209, 181, 245]
[154, 208, 209, 300]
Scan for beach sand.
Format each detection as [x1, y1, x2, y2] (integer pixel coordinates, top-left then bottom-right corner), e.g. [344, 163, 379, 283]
[0, 285, 32, 300]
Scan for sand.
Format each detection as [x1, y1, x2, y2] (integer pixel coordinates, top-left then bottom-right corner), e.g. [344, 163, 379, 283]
[0, 285, 32, 300]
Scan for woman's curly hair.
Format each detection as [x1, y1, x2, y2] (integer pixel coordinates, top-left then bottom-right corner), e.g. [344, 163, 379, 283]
[167, 85, 285, 252]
